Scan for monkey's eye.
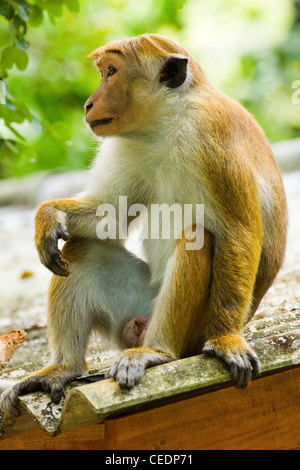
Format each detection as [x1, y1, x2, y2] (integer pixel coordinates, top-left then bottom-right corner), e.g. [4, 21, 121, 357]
[107, 66, 117, 77]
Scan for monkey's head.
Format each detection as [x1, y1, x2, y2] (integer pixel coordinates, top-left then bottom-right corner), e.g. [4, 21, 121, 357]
[84, 34, 205, 137]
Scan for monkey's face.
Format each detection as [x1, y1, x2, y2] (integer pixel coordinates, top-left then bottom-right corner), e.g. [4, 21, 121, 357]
[85, 50, 189, 137]
[84, 53, 134, 137]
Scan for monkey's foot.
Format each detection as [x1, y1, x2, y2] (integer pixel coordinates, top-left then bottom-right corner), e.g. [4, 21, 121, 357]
[0, 365, 80, 417]
[202, 334, 260, 390]
[106, 347, 174, 388]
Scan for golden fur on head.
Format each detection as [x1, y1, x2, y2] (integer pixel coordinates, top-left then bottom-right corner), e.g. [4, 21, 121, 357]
[89, 33, 206, 83]
[89, 34, 190, 59]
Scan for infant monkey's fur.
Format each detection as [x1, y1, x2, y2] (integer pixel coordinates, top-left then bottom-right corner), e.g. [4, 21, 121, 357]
[0, 34, 287, 416]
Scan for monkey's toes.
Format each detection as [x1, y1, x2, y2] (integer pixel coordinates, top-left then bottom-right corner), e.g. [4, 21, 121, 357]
[0, 375, 66, 416]
[203, 340, 260, 390]
[0, 386, 22, 417]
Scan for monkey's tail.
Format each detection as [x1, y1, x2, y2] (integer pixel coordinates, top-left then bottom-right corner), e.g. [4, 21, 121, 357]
[0, 379, 15, 394]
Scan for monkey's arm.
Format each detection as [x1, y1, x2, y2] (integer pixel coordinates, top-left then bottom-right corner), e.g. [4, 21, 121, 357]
[201, 227, 262, 387]
[35, 196, 101, 276]
[198, 155, 263, 385]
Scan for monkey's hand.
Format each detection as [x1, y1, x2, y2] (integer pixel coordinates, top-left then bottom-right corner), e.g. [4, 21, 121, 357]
[0, 365, 80, 417]
[202, 334, 260, 389]
[105, 347, 174, 388]
[35, 202, 70, 276]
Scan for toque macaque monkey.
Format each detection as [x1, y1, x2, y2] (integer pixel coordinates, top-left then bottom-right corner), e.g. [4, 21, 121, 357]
[0, 34, 287, 416]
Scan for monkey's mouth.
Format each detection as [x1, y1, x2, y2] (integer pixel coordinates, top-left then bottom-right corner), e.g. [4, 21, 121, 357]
[88, 118, 114, 128]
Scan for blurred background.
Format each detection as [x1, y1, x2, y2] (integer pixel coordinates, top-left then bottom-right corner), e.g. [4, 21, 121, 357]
[0, 0, 300, 177]
[0, 0, 299, 339]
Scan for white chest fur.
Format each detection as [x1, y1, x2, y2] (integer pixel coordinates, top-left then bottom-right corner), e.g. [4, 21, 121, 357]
[86, 106, 216, 284]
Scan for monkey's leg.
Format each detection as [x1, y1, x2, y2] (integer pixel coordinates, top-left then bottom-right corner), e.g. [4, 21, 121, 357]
[0, 246, 92, 416]
[106, 226, 214, 388]
[0, 240, 157, 416]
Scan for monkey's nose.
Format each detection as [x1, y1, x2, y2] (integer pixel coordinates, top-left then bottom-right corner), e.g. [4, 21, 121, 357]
[84, 100, 93, 115]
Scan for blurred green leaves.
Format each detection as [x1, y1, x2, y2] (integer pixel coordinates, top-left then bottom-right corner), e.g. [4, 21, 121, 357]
[0, 1, 79, 78]
[0, 0, 81, 176]
[225, 21, 300, 142]
[2, 44, 28, 70]
[0, 0, 188, 177]
[0, 0, 299, 178]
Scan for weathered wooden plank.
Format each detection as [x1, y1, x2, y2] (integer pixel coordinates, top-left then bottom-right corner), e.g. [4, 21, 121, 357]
[0, 408, 40, 441]
[0, 423, 105, 450]
[54, 328, 300, 434]
[1, 315, 300, 439]
[1, 367, 300, 449]
[105, 367, 300, 450]
[58, 354, 232, 435]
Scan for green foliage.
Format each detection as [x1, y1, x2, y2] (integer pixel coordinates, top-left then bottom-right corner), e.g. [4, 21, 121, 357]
[0, 0, 299, 178]
[225, 23, 300, 142]
[0, 0, 81, 176]
[0, 0, 188, 177]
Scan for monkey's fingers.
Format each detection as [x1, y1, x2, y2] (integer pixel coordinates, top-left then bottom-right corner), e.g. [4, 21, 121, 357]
[106, 348, 174, 389]
[38, 233, 70, 277]
[203, 336, 260, 390]
[57, 227, 70, 242]
[35, 220, 70, 276]
[39, 245, 70, 276]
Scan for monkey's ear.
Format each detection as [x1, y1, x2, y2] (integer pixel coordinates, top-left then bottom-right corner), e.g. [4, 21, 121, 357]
[159, 55, 188, 88]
